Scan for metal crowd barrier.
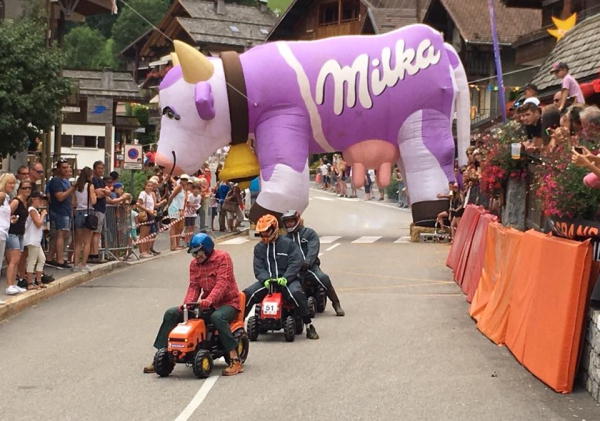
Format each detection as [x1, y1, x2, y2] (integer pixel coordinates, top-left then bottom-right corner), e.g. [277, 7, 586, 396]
[101, 205, 136, 261]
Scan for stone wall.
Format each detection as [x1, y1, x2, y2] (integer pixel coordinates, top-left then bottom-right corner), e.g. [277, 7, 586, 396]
[580, 309, 600, 401]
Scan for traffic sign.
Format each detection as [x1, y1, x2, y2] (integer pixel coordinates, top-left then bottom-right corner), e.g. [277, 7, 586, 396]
[124, 144, 143, 170]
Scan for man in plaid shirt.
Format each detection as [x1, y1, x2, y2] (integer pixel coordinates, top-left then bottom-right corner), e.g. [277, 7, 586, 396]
[144, 233, 244, 376]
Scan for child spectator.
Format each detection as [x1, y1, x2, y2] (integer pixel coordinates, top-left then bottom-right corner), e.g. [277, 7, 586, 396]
[24, 191, 48, 289]
[185, 183, 201, 244]
[209, 186, 219, 231]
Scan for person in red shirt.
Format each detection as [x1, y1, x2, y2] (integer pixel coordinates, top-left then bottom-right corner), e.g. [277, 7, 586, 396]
[144, 233, 244, 376]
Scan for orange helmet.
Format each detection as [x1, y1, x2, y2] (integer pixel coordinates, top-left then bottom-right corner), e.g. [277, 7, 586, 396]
[256, 214, 279, 243]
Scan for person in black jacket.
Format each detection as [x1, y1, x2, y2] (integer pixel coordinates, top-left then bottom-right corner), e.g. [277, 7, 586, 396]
[281, 210, 345, 316]
[242, 214, 319, 339]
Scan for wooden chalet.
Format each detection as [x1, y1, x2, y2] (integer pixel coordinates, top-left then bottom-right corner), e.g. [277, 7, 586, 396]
[424, 0, 541, 128]
[139, 0, 278, 60]
[501, 0, 600, 66]
[267, 0, 430, 41]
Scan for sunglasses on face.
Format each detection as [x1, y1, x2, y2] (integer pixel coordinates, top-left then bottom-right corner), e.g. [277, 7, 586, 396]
[20, 186, 31, 190]
[18, 172, 29, 176]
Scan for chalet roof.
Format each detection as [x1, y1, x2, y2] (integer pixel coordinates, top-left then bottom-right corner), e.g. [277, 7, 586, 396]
[118, 29, 153, 59]
[529, 14, 600, 95]
[425, 0, 541, 45]
[140, 0, 277, 57]
[365, 0, 430, 33]
[63, 70, 143, 101]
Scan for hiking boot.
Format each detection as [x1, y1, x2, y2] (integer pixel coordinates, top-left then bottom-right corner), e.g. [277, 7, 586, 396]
[332, 301, 345, 317]
[306, 324, 319, 340]
[327, 286, 345, 316]
[222, 359, 243, 376]
[143, 363, 155, 374]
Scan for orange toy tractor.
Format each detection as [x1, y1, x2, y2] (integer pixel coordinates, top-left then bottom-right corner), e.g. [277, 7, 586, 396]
[153, 292, 249, 378]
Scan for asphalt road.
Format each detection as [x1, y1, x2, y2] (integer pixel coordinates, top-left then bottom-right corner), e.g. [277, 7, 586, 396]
[1, 188, 598, 421]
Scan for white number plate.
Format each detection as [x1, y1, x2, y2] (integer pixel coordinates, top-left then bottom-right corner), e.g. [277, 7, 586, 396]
[263, 303, 279, 315]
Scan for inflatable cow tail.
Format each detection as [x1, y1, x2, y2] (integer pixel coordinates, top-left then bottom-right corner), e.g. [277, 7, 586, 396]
[445, 44, 470, 168]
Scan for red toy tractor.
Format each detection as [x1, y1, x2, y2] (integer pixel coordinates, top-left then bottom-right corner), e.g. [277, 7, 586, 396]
[153, 292, 249, 378]
[247, 280, 303, 342]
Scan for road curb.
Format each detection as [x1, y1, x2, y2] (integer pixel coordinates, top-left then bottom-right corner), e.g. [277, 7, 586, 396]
[0, 229, 249, 323]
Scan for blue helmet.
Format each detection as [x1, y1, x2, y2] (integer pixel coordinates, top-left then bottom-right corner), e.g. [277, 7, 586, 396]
[188, 233, 214, 256]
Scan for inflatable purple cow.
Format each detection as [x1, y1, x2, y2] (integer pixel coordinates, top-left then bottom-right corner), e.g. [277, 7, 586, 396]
[155, 24, 470, 224]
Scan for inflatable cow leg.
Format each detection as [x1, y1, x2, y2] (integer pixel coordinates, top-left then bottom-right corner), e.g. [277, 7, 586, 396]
[397, 109, 456, 227]
[248, 119, 310, 223]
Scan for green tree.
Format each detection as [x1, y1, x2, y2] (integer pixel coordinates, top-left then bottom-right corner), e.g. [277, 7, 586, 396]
[63, 26, 118, 70]
[0, 14, 72, 157]
[111, 0, 170, 55]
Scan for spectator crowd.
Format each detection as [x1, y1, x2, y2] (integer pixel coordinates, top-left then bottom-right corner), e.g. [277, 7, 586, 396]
[1, 155, 249, 303]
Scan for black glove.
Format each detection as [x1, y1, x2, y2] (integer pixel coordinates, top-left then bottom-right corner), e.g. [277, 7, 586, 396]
[301, 262, 310, 272]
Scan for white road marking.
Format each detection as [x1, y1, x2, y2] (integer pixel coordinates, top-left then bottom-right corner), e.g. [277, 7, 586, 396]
[175, 376, 219, 421]
[220, 237, 249, 245]
[313, 197, 336, 201]
[338, 197, 358, 201]
[320, 236, 341, 244]
[351, 236, 382, 244]
[318, 253, 323, 258]
[325, 243, 340, 252]
[394, 236, 412, 244]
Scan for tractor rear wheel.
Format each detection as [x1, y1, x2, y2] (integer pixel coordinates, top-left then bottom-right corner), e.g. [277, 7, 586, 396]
[307, 296, 317, 318]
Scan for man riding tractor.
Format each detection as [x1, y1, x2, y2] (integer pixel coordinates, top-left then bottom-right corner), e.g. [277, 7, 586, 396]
[281, 210, 345, 316]
[144, 233, 245, 376]
[243, 214, 319, 340]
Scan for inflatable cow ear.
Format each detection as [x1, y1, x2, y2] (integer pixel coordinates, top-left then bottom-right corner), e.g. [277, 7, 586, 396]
[174, 40, 214, 83]
[195, 82, 216, 120]
[170, 52, 180, 66]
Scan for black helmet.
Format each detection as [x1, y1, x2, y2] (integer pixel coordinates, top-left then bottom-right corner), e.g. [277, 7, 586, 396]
[281, 210, 301, 233]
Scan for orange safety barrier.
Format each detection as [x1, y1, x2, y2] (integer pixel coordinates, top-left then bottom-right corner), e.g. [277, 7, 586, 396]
[446, 205, 482, 271]
[450, 207, 484, 288]
[469, 222, 504, 322]
[475, 227, 524, 344]
[461, 213, 497, 303]
[504, 231, 592, 393]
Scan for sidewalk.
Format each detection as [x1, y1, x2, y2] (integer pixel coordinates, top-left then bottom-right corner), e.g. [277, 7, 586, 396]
[0, 223, 249, 322]
[310, 181, 410, 210]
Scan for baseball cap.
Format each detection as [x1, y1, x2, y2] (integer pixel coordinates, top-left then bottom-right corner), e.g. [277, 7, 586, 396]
[550, 62, 569, 73]
[180, 174, 190, 180]
[113, 182, 124, 189]
[523, 97, 541, 107]
[110, 171, 119, 179]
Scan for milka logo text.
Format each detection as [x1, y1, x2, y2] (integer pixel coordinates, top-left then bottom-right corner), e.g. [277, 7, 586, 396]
[315, 39, 441, 115]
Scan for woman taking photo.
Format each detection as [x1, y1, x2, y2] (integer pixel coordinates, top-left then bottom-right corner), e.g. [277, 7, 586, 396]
[0, 173, 20, 297]
[7, 179, 32, 291]
[73, 167, 97, 272]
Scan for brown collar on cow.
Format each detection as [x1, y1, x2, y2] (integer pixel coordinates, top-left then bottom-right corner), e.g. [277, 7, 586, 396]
[220, 51, 249, 146]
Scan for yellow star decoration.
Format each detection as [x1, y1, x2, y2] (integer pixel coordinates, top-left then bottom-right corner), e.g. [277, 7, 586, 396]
[547, 13, 577, 41]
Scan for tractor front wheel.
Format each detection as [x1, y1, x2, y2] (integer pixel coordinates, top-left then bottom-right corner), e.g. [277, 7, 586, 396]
[193, 350, 213, 379]
[154, 348, 175, 378]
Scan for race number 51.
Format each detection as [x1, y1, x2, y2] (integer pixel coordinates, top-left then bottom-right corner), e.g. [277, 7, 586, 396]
[264, 303, 278, 315]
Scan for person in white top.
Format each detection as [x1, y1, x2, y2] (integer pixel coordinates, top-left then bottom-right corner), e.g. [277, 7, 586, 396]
[0, 173, 22, 297]
[24, 191, 49, 289]
[73, 167, 97, 272]
[166, 174, 189, 251]
[184, 182, 201, 244]
[137, 180, 156, 258]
